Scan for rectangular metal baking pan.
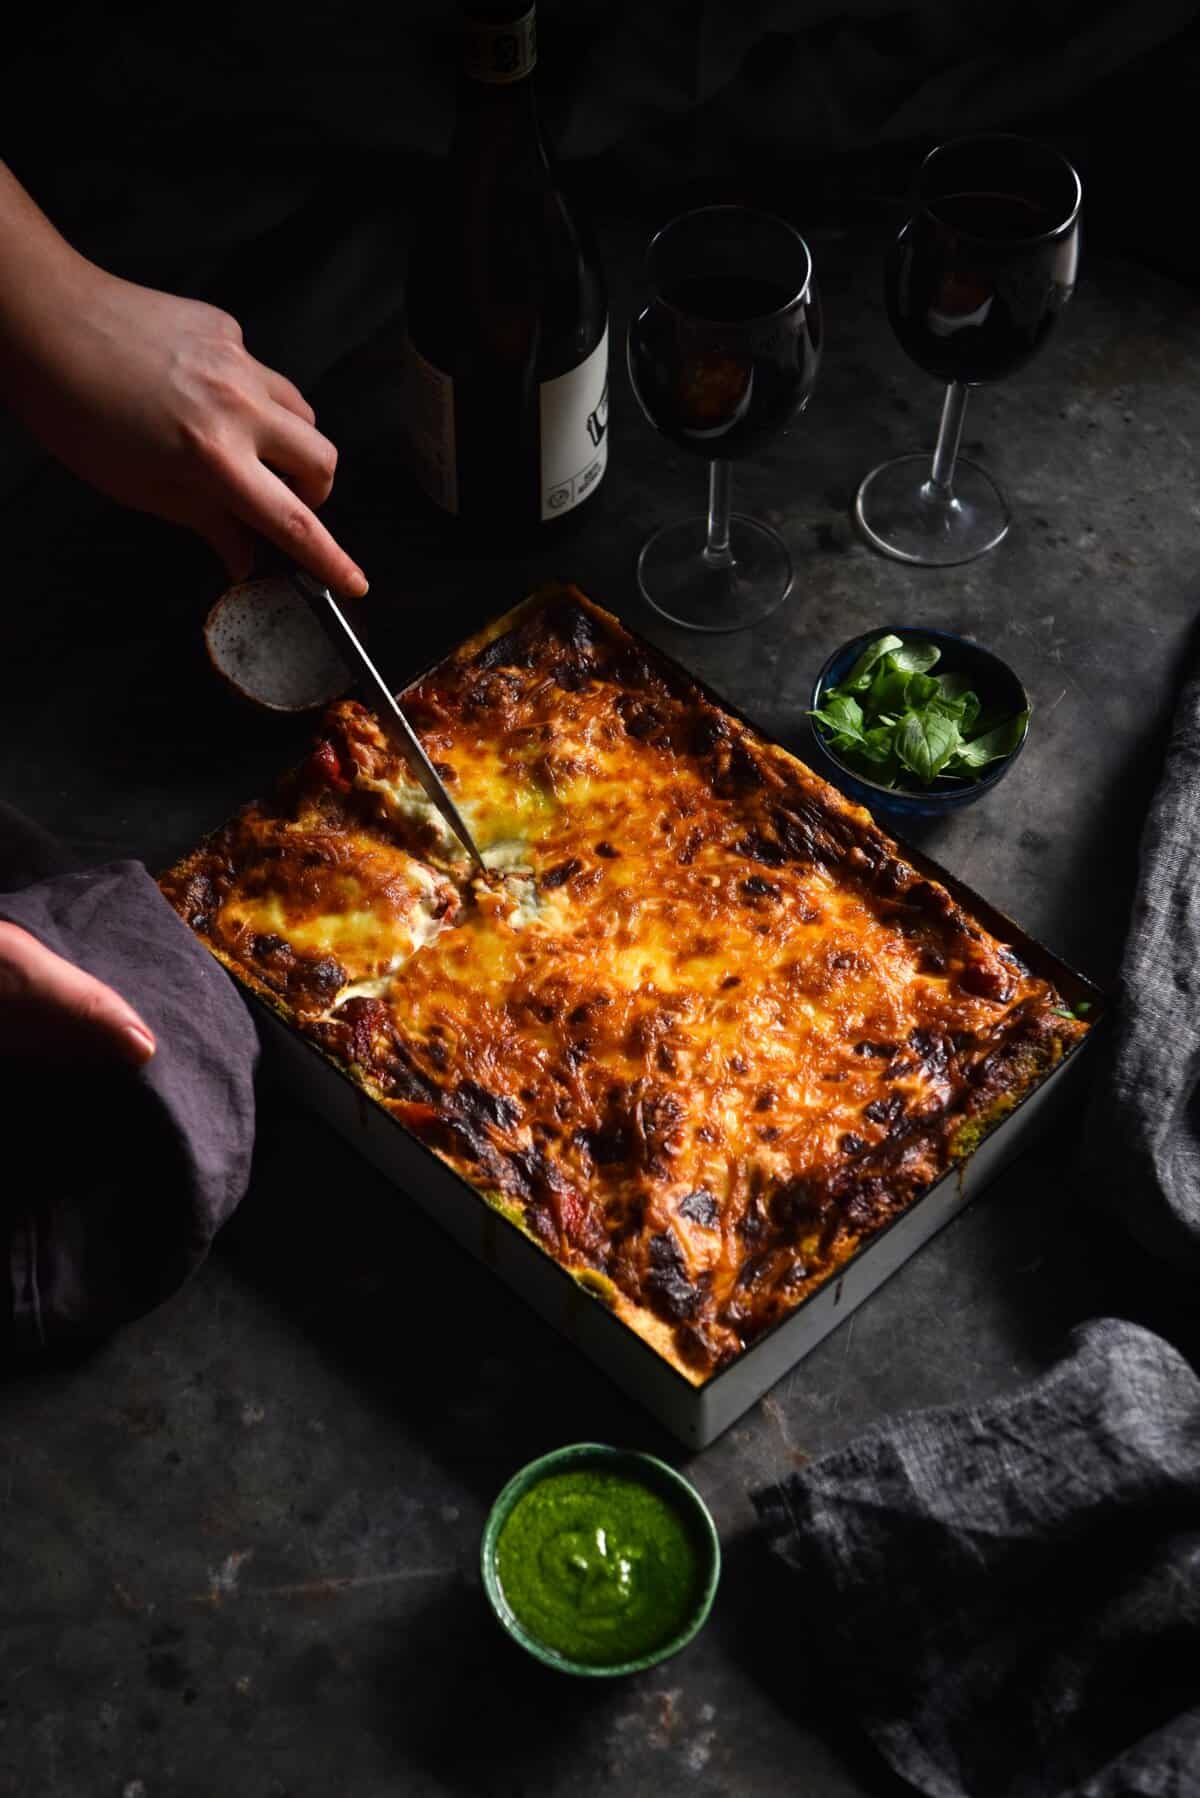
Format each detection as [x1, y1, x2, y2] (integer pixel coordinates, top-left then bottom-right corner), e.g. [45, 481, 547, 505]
[237, 594, 1104, 1449]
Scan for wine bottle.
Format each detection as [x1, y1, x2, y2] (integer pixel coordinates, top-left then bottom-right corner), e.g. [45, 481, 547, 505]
[401, 3, 609, 536]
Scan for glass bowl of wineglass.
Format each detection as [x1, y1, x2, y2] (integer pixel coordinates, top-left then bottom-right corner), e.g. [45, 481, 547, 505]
[855, 134, 1082, 566]
[627, 206, 821, 632]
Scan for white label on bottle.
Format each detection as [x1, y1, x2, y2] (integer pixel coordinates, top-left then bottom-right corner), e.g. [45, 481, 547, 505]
[540, 326, 608, 521]
[401, 334, 458, 516]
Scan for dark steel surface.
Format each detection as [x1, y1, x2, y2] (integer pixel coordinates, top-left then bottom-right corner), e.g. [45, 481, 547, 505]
[1, 215, 1198, 1797]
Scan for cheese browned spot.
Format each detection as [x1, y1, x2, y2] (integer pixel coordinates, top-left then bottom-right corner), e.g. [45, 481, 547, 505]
[162, 816, 459, 1022]
[162, 585, 1089, 1383]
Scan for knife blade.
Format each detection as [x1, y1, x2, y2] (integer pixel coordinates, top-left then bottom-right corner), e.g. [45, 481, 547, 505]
[287, 569, 487, 875]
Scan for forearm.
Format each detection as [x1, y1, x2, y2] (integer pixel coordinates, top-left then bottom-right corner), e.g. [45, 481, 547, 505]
[0, 162, 99, 401]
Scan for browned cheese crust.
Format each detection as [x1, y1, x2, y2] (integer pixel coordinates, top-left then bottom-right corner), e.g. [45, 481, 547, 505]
[161, 585, 1089, 1383]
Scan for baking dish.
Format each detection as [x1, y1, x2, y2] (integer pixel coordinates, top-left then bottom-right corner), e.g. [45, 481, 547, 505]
[163, 585, 1101, 1446]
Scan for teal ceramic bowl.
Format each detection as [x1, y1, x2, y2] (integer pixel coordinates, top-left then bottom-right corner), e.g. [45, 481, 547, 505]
[480, 1442, 721, 1678]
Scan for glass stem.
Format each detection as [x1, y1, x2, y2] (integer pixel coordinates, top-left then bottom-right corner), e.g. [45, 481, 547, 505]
[704, 459, 733, 565]
[929, 381, 968, 497]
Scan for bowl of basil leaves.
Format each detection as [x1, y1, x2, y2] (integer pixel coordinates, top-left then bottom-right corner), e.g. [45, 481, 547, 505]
[809, 627, 1030, 818]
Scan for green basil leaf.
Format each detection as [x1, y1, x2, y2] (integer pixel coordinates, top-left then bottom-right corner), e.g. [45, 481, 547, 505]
[936, 671, 976, 703]
[888, 639, 941, 675]
[815, 693, 866, 739]
[956, 710, 1029, 769]
[857, 724, 896, 765]
[930, 691, 981, 736]
[895, 709, 962, 784]
[931, 674, 981, 730]
[905, 672, 941, 710]
[956, 690, 982, 733]
[866, 667, 911, 719]
[840, 633, 905, 692]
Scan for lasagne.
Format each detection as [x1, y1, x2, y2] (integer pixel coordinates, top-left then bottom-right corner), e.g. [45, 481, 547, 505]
[162, 584, 1088, 1382]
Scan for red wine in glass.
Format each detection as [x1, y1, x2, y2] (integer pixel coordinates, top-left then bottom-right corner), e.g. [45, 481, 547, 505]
[630, 273, 820, 460]
[627, 208, 820, 632]
[889, 190, 1077, 384]
[857, 137, 1081, 566]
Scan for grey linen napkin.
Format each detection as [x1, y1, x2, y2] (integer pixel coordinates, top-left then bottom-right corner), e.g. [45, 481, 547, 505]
[753, 660, 1200, 1795]
[754, 1319, 1200, 1798]
[0, 806, 257, 1357]
[1079, 655, 1200, 1272]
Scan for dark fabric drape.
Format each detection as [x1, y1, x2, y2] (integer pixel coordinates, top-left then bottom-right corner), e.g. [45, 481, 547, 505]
[0, 823, 258, 1359]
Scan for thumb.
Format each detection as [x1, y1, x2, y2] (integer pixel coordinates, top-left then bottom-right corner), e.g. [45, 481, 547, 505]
[0, 922, 156, 1068]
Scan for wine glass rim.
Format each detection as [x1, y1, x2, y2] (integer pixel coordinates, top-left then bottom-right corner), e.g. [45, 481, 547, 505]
[914, 133, 1083, 243]
[643, 204, 815, 321]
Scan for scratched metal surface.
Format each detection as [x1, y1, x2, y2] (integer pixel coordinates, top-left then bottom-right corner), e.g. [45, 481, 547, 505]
[1, 216, 1198, 1796]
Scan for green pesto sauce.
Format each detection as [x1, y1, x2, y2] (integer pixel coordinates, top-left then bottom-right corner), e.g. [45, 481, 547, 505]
[494, 1469, 704, 1666]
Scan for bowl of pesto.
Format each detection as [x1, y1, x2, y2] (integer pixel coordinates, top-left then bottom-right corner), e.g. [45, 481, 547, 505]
[481, 1442, 721, 1676]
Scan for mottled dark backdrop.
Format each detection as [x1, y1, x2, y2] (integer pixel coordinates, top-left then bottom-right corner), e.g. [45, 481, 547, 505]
[2, 1, 1195, 419]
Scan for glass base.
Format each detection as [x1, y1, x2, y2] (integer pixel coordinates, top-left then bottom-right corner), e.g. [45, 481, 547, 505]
[854, 454, 1010, 566]
[637, 514, 793, 633]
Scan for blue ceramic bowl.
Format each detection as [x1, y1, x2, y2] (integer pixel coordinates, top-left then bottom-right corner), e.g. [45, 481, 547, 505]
[809, 625, 1030, 820]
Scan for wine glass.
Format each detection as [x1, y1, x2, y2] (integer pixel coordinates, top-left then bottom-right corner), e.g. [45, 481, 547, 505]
[855, 134, 1082, 566]
[627, 206, 820, 632]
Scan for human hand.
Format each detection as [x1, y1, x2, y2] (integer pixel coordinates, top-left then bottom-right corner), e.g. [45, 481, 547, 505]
[2, 249, 366, 598]
[0, 922, 155, 1068]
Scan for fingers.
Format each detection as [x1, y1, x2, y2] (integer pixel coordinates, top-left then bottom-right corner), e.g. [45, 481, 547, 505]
[221, 454, 368, 599]
[0, 922, 156, 1069]
[252, 359, 316, 426]
[258, 404, 339, 510]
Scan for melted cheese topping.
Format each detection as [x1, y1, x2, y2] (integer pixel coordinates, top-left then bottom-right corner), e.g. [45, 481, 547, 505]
[190, 817, 459, 1018]
[162, 586, 1087, 1383]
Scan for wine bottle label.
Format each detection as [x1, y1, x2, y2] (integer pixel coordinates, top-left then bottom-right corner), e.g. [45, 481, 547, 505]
[540, 326, 608, 521]
[401, 333, 459, 516]
[463, 8, 536, 85]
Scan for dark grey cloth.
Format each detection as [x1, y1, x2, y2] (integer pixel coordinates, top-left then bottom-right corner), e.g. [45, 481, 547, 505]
[1080, 658, 1200, 1272]
[0, 826, 258, 1358]
[754, 1319, 1200, 1798]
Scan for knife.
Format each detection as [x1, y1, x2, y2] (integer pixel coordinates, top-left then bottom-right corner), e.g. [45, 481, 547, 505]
[287, 569, 487, 875]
